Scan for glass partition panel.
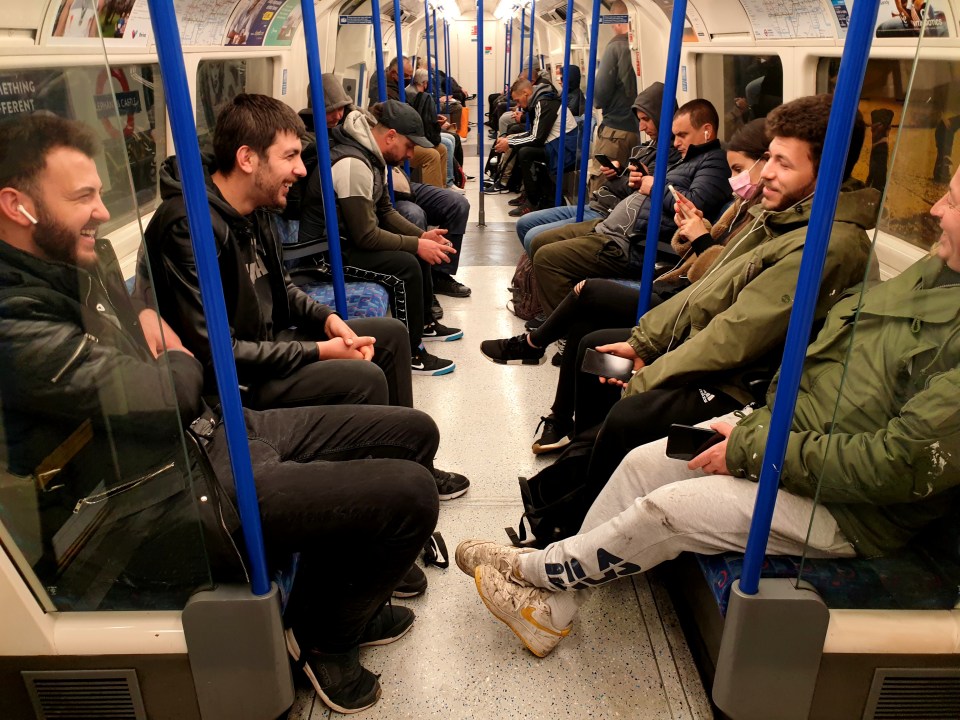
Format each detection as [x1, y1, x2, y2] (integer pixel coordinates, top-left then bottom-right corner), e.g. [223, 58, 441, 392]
[817, 56, 960, 251]
[196, 57, 274, 153]
[696, 53, 783, 141]
[0, 1, 216, 612]
[792, 33, 960, 611]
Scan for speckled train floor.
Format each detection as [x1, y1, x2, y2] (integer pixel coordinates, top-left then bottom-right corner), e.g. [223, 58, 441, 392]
[287, 128, 713, 720]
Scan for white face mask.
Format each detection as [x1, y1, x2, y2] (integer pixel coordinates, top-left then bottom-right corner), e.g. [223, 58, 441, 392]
[728, 157, 762, 200]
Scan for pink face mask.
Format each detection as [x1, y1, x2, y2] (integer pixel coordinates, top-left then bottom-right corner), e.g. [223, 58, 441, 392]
[728, 158, 762, 200]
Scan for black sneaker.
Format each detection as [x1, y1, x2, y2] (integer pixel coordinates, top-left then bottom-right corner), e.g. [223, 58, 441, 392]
[422, 320, 463, 342]
[431, 294, 444, 320]
[285, 631, 381, 714]
[433, 468, 470, 500]
[360, 603, 416, 646]
[480, 334, 546, 366]
[525, 314, 546, 331]
[411, 347, 456, 376]
[433, 274, 472, 298]
[508, 195, 526, 207]
[532, 415, 573, 455]
[508, 204, 533, 217]
[392, 565, 427, 598]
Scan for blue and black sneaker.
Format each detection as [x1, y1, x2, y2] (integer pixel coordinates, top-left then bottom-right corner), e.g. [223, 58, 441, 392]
[422, 320, 463, 342]
[411, 347, 456, 376]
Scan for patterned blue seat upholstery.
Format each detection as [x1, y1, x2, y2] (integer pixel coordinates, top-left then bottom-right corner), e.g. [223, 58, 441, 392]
[274, 217, 389, 319]
[695, 514, 960, 615]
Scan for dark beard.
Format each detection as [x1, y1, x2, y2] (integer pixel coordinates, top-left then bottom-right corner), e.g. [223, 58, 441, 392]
[32, 199, 84, 267]
[254, 167, 286, 210]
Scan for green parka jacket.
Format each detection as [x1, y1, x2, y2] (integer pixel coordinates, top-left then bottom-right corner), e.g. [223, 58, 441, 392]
[625, 187, 880, 404]
[727, 255, 960, 558]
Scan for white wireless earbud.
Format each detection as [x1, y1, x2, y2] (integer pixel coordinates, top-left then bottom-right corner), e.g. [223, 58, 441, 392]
[704, 129, 709, 141]
[17, 204, 38, 225]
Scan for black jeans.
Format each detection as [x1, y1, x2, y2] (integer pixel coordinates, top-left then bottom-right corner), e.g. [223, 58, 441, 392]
[517, 145, 549, 209]
[244, 318, 413, 409]
[208, 405, 440, 653]
[397, 182, 470, 276]
[342, 248, 433, 352]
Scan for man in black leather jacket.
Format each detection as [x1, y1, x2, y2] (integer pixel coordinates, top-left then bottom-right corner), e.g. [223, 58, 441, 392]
[140, 93, 413, 409]
[0, 113, 437, 714]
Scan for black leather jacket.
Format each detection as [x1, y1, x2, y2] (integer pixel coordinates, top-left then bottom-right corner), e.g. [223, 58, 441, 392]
[140, 156, 335, 389]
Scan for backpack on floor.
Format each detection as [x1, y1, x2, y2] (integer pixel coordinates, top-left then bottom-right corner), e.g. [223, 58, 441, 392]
[505, 439, 594, 549]
[508, 253, 543, 321]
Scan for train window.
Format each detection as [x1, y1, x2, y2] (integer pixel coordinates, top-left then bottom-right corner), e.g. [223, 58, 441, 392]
[0, 63, 165, 233]
[696, 54, 783, 142]
[195, 58, 274, 153]
[818, 57, 959, 252]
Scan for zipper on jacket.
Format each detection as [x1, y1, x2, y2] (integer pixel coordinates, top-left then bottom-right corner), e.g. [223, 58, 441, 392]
[51, 336, 89, 384]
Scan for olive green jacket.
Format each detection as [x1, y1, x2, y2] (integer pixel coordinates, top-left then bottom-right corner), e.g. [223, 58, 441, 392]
[727, 255, 960, 558]
[625, 188, 880, 404]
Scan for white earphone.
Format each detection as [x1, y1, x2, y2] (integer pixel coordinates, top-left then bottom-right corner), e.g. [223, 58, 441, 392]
[17, 204, 38, 225]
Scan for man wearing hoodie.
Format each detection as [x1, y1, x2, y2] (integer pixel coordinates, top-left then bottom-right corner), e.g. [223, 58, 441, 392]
[515, 82, 670, 254]
[588, 1, 640, 193]
[325, 99, 465, 378]
[493, 77, 578, 213]
[140, 94, 414, 411]
[530, 98, 731, 315]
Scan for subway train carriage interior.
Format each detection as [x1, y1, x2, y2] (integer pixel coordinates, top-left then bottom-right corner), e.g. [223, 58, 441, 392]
[3, 0, 960, 718]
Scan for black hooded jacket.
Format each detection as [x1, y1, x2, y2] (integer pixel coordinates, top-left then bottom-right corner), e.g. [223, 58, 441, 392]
[139, 156, 334, 389]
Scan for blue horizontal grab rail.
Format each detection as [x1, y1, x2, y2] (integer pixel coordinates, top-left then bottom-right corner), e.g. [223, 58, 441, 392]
[146, 0, 270, 595]
[738, 0, 881, 596]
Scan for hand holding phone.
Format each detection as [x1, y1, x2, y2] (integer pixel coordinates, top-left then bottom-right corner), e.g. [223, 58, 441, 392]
[580, 348, 635, 383]
[594, 154, 622, 172]
[668, 184, 694, 219]
[665, 424, 724, 461]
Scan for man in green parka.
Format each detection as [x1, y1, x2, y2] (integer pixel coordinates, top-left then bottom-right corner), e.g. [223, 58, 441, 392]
[455, 167, 960, 658]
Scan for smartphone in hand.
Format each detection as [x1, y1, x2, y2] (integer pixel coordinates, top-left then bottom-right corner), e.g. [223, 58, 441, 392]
[580, 348, 635, 382]
[665, 424, 724, 461]
[594, 154, 624, 175]
[668, 184, 693, 219]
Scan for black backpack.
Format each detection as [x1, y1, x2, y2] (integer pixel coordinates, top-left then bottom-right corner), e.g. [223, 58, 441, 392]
[505, 439, 594, 549]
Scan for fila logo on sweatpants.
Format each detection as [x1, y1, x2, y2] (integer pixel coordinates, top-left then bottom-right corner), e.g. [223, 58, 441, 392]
[699, 388, 715, 403]
[544, 549, 642, 591]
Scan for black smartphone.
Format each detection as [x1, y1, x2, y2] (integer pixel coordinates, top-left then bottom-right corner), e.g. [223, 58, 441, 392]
[665, 424, 724, 461]
[628, 158, 646, 175]
[594, 153, 620, 172]
[580, 348, 635, 382]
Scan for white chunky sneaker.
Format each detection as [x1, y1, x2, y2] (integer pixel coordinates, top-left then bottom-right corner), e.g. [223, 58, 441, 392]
[455, 539, 533, 581]
[474, 564, 571, 658]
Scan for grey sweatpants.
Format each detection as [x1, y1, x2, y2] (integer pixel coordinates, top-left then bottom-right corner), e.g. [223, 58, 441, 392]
[516, 411, 856, 627]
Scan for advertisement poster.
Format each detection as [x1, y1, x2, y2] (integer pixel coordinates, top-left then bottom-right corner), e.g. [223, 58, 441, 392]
[739, 0, 837, 39]
[265, 1, 302, 46]
[50, 0, 147, 43]
[174, 0, 239, 46]
[875, 0, 951, 38]
[228, 0, 285, 46]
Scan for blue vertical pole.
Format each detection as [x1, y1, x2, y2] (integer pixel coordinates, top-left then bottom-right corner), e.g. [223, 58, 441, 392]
[146, 0, 269, 595]
[575, 0, 601, 221]
[444, 20, 452, 114]
[635, 0, 685, 319]
[302, 0, 349, 319]
[505, 20, 513, 109]
[424, 0, 435, 97]
[527, 0, 535, 81]
[393, 0, 410, 175]
[518, 8, 526, 81]
[432, 8, 441, 113]
[371, 0, 388, 103]
[478, 0, 485, 225]
[394, 4, 406, 103]
[738, 0, 881, 596]
[553, 0, 575, 207]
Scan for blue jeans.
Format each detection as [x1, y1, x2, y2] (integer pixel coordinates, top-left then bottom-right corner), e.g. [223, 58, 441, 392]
[516, 206, 603, 255]
[440, 133, 456, 186]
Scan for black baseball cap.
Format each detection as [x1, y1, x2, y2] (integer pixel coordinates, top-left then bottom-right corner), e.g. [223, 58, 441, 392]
[376, 99, 434, 148]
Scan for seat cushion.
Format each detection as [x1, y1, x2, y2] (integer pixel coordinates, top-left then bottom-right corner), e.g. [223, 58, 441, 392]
[300, 280, 390, 319]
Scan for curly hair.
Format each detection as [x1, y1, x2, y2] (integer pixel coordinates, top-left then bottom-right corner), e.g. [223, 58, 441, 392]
[213, 93, 305, 174]
[764, 94, 834, 173]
